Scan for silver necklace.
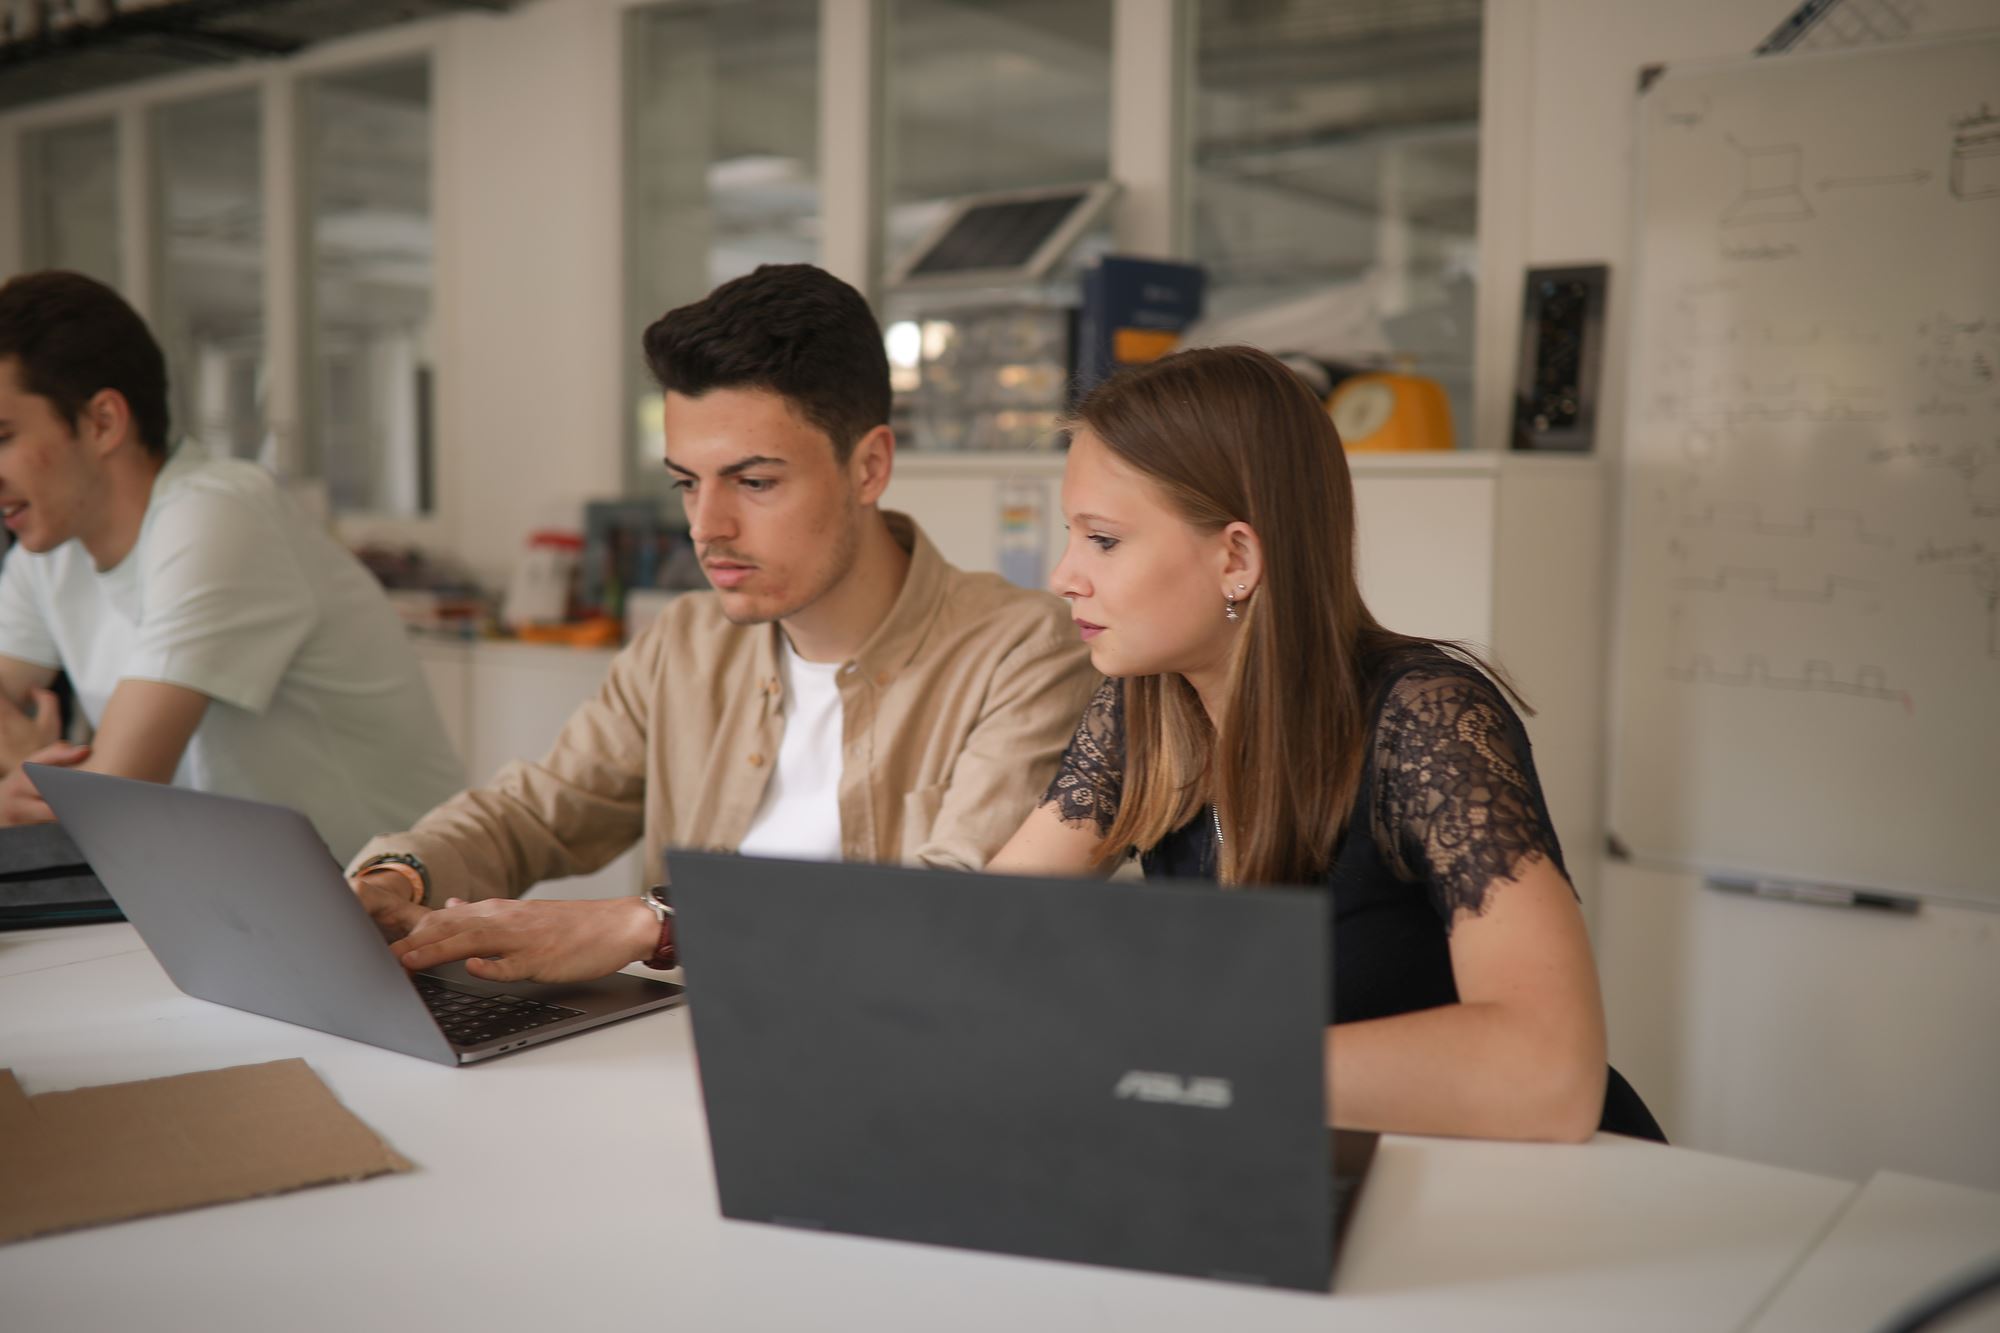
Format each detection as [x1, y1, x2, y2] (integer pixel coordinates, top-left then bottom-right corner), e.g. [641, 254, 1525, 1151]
[1210, 801, 1224, 848]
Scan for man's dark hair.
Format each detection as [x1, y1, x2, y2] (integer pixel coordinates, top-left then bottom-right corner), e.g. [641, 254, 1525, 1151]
[641, 264, 890, 462]
[0, 270, 171, 458]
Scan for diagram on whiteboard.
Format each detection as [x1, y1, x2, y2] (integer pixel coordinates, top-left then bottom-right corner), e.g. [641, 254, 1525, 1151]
[1612, 36, 2000, 905]
[1949, 104, 2000, 200]
[1721, 140, 1816, 225]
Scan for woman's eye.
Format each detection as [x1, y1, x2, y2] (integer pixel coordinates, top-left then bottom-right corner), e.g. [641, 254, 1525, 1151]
[1088, 535, 1119, 552]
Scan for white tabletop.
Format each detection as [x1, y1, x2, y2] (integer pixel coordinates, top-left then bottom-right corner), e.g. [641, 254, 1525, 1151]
[1746, 1170, 2000, 1333]
[1, 924, 1859, 1333]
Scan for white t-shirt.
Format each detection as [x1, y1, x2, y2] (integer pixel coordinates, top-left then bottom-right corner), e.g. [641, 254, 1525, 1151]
[0, 446, 464, 862]
[735, 637, 845, 861]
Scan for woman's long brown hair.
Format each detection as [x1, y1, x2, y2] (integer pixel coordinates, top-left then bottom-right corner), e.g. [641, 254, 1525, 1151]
[1079, 345, 1512, 886]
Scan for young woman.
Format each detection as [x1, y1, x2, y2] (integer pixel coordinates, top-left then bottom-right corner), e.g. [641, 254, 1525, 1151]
[990, 345, 1660, 1143]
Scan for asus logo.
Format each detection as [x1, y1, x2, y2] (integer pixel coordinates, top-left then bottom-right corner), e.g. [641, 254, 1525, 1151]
[1113, 1070, 1234, 1109]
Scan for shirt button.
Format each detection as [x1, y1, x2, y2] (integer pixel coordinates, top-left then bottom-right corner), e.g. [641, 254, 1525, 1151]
[874, 671, 891, 686]
[748, 752, 766, 767]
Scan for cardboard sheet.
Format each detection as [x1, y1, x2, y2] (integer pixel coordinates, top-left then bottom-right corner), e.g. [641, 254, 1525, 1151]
[0, 1058, 412, 1244]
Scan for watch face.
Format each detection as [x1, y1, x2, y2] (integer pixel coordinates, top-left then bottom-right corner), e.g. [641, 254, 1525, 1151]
[1332, 379, 1396, 444]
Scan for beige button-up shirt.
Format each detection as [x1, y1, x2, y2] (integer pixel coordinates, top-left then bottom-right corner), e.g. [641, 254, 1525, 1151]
[351, 514, 1098, 903]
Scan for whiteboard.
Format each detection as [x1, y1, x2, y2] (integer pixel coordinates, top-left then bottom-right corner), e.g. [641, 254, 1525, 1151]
[1609, 35, 2000, 909]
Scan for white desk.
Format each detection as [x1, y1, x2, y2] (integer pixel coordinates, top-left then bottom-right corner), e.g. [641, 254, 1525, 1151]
[1, 923, 1858, 1333]
[1747, 1170, 2000, 1333]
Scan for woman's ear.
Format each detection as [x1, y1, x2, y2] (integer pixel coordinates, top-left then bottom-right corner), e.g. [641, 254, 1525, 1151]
[1220, 520, 1264, 603]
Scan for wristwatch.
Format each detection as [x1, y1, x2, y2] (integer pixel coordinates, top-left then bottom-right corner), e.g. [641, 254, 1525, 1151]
[637, 884, 677, 970]
[356, 852, 430, 904]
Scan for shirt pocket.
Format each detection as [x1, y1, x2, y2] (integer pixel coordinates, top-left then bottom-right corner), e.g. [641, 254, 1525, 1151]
[898, 780, 950, 862]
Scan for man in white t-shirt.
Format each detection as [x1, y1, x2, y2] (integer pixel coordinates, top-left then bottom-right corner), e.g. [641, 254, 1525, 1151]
[0, 270, 462, 861]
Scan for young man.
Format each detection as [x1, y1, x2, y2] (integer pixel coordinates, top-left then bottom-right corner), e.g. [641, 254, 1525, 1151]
[350, 264, 1097, 983]
[0, 270, 463, 860]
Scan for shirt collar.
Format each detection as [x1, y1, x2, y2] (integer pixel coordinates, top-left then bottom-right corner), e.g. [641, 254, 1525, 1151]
[846, 511, 948, 681]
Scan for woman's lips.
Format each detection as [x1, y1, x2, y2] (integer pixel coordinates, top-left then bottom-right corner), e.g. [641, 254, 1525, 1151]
[1074, 619, 1104, 641]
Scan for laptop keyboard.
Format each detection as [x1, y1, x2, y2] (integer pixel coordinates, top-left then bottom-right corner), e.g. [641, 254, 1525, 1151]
[413, 975, 584, 1048]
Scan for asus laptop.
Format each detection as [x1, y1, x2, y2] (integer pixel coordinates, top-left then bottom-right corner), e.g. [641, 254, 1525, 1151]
[31, 766, 681, 1065]
[668, 853, 1376, 1292]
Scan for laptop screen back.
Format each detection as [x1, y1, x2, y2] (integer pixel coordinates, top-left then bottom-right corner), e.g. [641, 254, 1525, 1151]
[668, 854, 1335, 1289]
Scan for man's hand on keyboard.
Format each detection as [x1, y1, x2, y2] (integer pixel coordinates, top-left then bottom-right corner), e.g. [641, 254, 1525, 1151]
[389, 895, 659, 984]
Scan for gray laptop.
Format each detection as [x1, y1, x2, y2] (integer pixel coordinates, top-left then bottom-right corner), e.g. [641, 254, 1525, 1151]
[31, 766, 681, 1065]
[668, 852, 1377, 1292]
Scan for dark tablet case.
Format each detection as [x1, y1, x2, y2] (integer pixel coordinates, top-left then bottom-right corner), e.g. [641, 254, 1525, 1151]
[0, 823, 118, 929]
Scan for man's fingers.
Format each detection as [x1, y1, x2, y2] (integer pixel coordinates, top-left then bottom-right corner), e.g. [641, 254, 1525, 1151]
[394, 920, 512, 972]
[463, 954, 529, 983]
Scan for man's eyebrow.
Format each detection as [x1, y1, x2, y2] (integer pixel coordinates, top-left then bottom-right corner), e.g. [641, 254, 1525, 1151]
[718, 455, 787, 478]
[662, 454, 789, 478]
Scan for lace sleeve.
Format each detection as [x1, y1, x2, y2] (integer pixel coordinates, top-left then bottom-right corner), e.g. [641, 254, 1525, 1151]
[1368, 666, 1569, 929]
[1039, 677, 1124, 836]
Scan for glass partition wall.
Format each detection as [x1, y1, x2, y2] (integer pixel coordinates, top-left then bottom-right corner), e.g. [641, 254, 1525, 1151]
[21, 118, 122, 286]
[155, 90, 266, 466]
[625, 0, 821, 498]
[1191, 0, 1482, 443]
[304, 62, 435, 516]
[9, 55, 435, 518]
[7, 1, 1485, 530]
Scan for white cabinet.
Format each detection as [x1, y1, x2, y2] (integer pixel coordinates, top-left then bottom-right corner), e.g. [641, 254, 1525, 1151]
[411, 638, 642, 901]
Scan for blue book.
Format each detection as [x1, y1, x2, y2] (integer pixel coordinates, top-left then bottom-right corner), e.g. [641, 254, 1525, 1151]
[1073, 256, 1207, 401]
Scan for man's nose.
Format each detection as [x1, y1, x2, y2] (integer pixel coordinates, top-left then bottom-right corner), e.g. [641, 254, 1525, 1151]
[686, 489, 734, 547]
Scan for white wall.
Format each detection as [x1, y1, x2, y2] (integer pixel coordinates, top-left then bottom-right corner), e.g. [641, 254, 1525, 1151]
[1493, 0, 2000, 1189]
[430, 0, 630, 586]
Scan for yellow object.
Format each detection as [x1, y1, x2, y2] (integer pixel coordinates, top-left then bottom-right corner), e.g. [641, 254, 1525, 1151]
[1327, 372, 1454, 452]
[1112, 327, 1181, 364]
[514, 617, 624, 648]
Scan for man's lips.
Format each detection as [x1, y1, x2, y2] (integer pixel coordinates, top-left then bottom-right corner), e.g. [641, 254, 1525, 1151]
[705, 560, 755, 589]
[1, 503, 26, 530]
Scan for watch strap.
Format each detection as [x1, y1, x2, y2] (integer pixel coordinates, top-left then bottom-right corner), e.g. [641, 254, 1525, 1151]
[356, 853, 430, 904]
[639, 885, 676, 970]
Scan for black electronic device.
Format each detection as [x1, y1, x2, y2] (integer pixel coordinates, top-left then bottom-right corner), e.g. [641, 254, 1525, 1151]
[1512, 264, 1609, 452]
[0, 822, 117, 929]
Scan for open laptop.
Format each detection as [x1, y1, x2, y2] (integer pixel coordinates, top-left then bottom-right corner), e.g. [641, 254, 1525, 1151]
[30, 765, 681, 1065]
[668, 852, 1376, 1292]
